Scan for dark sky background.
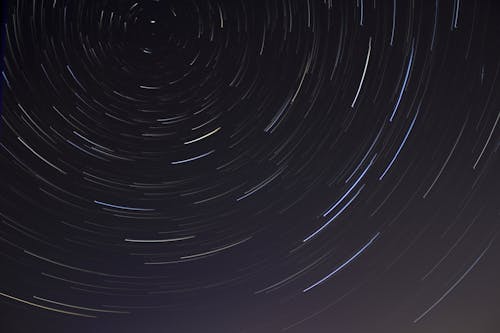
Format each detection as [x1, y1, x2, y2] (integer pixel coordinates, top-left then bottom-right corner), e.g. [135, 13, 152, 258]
[1, 0, 499, 332]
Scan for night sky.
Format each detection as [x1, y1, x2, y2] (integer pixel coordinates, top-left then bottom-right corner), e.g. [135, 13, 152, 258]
[1, 0, 499, 332]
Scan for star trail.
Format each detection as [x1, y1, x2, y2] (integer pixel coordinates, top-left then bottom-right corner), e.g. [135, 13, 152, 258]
[1, 0, 499, 332]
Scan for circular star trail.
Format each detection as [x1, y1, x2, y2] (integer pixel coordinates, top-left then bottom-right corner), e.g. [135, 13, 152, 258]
[1, 0, 499, 332]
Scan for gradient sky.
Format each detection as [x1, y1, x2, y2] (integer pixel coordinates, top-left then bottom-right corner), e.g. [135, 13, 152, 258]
[1, 0, 499, 332]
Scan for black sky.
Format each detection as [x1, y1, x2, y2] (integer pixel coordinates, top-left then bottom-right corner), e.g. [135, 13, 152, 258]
[1, 0, 499, 332]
